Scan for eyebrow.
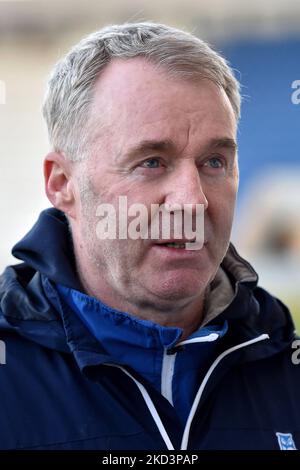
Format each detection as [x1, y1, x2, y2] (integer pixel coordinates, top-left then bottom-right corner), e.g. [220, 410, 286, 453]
[210, 137, 237, 151]
[121, 137, 237, 161]
[121, 139, 175, 160]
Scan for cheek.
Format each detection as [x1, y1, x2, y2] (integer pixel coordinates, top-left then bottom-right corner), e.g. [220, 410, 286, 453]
[207, 183, 237, 230]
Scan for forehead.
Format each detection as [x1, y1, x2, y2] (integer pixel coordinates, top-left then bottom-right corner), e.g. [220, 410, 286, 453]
[89, 58, 237, 153]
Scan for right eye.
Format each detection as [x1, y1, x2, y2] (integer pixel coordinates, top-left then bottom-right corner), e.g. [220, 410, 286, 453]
[140, 158, 161, 169]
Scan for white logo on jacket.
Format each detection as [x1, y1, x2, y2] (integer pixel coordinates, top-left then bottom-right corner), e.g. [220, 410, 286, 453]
[276, 432, 297, 450]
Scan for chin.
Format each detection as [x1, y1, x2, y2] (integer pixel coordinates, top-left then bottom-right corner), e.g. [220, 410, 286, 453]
[148, 273, 209, 302]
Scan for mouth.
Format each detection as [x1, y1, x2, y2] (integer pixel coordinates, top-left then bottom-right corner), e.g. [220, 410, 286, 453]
[153, 239, 206, 250]
[164, 242, 187, 249]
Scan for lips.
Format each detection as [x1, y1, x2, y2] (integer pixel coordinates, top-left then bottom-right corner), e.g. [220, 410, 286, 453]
[164, 242, 187, 248]
[154, 238, 196, 245]
[153, 239, 206, 251]
[156, 241, 195, 249]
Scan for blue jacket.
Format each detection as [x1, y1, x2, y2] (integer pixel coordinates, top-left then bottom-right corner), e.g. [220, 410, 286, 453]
[0, 208, 299, 450]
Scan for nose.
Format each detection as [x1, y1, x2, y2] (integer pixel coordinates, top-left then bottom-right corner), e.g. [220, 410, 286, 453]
[164, 163, 208, 213]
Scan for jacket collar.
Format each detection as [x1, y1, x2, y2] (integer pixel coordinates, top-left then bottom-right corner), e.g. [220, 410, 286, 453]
[12, 208, 82, 291]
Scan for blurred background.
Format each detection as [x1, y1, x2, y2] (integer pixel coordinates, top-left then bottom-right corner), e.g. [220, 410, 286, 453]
[0, 0, 299, 329]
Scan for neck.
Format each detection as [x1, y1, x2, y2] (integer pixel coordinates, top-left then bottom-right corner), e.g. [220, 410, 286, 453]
[74, 252, 206, 342]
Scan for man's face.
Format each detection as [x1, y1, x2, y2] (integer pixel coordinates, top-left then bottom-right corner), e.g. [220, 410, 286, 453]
[74, 58, 238, 311]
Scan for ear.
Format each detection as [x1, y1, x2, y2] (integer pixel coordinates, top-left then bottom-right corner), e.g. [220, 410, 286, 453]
[44, 152, 77, 220]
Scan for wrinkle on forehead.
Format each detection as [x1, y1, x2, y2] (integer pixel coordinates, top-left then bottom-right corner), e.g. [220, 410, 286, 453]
[88, 58, 237, 163]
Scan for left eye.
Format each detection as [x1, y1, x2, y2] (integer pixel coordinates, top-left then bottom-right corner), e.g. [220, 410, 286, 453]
[140, 158, 161, 168]
[205, 157, 224, 169]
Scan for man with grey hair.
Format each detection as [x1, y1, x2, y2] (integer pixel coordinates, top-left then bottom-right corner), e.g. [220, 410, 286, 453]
[0, 22, 299, 451]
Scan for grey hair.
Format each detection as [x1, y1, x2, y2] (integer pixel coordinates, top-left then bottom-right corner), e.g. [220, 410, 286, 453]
[42, 22, 241, 162]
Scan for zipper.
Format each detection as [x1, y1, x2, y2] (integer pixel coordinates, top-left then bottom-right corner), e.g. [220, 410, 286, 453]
[107, 333, 270, 450]
[178, 332, 220, 346]
[161, 349, 177, 405]
[161, 332, 221, 406]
